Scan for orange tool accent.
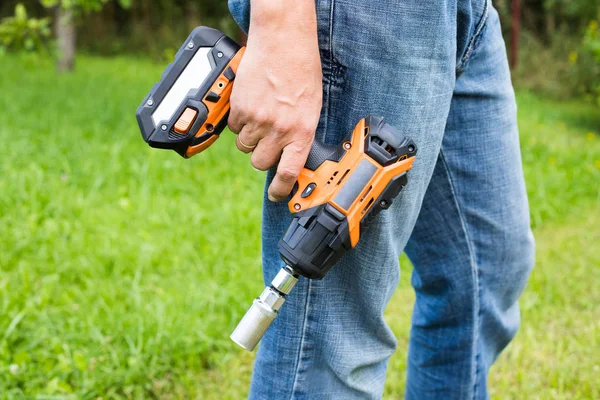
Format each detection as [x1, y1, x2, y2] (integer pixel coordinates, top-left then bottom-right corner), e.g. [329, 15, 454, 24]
[186, 48, 245, 158]
[174, 107, 198, 134]
[290, 119, 416, 247]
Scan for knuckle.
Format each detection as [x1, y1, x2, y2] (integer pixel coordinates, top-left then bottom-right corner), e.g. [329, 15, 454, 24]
[273, 119, 293, 135]
[228, 108, 245, 133]
[270, 191, 286, 200]
[238, 125, 262, 146]
[269, 183, 287, 197]
[286, 140, 311, 158]
[228, 108, 240, 123]
[252, 109, 273, 126]
[298, 122, 316, 138]
[238, 128, 254, 143]
[228, 119, 240, 134]
[277, 166, 299, 184]
[251, 154, 273, 171]
[228, 95, 243, 114]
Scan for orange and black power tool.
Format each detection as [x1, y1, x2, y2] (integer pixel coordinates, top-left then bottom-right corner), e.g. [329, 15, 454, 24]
[136, 27, 417, 351]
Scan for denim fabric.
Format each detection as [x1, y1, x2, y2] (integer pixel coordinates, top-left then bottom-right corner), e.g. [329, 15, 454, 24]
[228, 0, 535, 398]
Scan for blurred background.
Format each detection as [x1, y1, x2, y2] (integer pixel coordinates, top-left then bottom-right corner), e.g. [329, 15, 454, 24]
[0, 1, 598, 399]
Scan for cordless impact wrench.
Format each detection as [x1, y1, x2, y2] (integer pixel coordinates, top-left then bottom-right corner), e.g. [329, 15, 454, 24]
[136, 27, 417, 351]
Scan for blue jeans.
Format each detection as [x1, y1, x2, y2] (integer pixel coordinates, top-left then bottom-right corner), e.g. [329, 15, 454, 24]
[228, 0, 535, 398]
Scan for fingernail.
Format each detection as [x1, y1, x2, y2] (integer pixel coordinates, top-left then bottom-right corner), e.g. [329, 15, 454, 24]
[267, 193, 278, 202]
[252, 166, 261, 172]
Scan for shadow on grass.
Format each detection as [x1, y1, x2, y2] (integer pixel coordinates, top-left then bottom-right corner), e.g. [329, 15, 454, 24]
[556, 107, 600, 133]
[517, 90, 600, 134]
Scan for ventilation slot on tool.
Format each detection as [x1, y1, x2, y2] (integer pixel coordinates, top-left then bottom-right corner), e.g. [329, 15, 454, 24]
[360, 186, 373, 202]
[336, 169, 351, 186]
[370, 136, 396, 158]
[361, 198, 375, 214]
[325, 171, 339, 188]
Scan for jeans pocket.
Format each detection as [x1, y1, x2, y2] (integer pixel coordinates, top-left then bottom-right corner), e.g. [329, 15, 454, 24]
[228, 0, 250, 34]
[457, 0, 491, 73]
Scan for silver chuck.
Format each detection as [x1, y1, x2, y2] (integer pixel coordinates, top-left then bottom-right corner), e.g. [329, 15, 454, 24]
[230, 267, 298, 351]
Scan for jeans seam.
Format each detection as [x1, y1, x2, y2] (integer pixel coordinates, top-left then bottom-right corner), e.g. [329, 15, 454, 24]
[289, 279, 313, 399]
[456, 0, 490, 73]
[439, 149, 481, 399]
[321, 0, 334, 143]
[322, 82, 331, 143]
[329, 0, 335, 68]
[325, 0, 345, 89]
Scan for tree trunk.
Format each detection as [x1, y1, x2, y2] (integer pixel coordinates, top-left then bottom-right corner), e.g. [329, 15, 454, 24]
[545, 11, 555, 44]
[56, 7, 76, 73]
[510, 0, 520, 70]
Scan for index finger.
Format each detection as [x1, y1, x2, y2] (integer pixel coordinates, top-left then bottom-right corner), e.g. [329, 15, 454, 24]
[267, 141, 312, 202]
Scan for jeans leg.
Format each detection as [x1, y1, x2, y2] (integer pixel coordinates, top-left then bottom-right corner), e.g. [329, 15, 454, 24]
[404, 7, 535, 400]
[249, 0, 464, 398]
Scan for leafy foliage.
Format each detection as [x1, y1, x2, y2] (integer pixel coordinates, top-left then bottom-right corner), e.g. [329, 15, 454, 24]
[40, 0, 131, 15]
[0, 0, 239, 58]
[543, 0, 599, 21]
[583, 21, 600, 61]
[570, 21, 600, 106]
[0, 4, 51, 54]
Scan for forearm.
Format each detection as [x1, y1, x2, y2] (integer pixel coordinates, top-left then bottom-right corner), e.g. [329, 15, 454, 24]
[248, 0, 321, 78]
[250, 0, 318, 32]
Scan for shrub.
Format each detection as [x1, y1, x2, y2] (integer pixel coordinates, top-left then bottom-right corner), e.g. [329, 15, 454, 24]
[0, 4, 51, 54]
[572, 20, 600, 106]
[512, 21, 600, 106]
[511, 31, 577, 98]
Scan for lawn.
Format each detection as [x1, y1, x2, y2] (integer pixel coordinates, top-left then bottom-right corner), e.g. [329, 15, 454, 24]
[0, 55, 599, 399]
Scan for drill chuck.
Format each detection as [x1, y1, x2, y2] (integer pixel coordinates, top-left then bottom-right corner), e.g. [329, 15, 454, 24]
[230, 267, 299, 351]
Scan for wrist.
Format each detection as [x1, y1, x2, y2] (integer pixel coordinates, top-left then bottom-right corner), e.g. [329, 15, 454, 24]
[250, 0, 317, 30]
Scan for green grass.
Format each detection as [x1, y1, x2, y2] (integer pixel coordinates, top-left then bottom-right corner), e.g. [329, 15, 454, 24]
[0, 55, 599, 399]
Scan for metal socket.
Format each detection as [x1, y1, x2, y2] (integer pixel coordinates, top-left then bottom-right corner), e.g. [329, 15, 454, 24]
[230, 288, 282, 351]
[230, 267, 299, 351]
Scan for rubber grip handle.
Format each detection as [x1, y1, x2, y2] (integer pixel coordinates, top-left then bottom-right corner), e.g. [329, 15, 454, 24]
[292, 132, 353, 198]
[304, 139, 348, 171]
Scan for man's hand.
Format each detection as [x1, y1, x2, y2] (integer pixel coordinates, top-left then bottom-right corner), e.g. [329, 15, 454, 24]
[228, 0, 322, 202]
